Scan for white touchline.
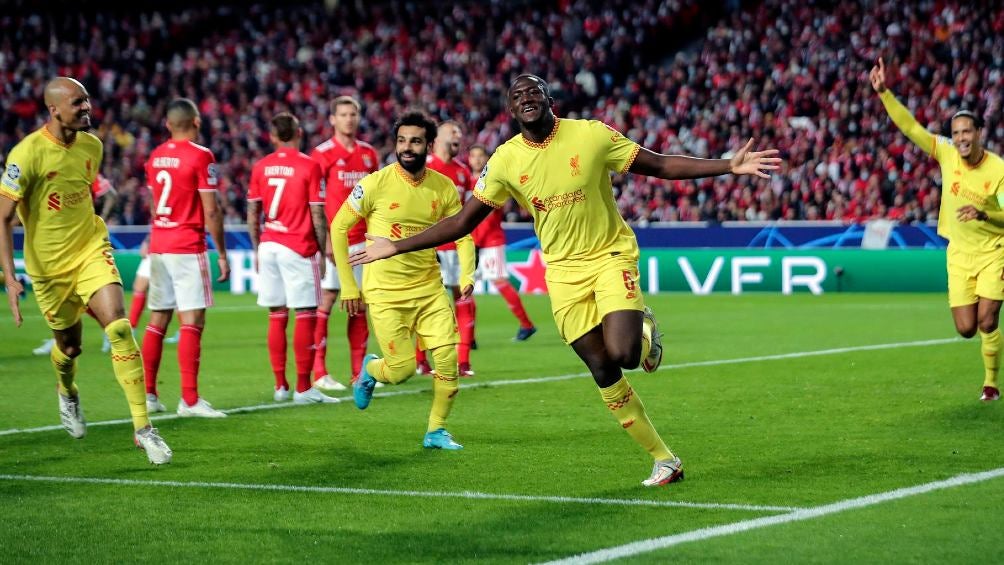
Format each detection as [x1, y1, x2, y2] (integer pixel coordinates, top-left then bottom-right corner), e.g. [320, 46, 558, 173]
[0, 474, 799, 513]
[0, 337, 962, 437]
[538, 466, 1004, 565]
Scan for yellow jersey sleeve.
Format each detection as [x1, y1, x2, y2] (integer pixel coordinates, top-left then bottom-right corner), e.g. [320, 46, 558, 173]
[331, 202, 363, 300]
[1, 141, 35, 201]
[472, 152, 509, 209]
[443, 187, 476, 288]
[878, 90, 939, 157]
[590, 120, 641, 174]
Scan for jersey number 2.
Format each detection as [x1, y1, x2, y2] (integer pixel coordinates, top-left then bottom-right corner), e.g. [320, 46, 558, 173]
[155, 170, 173, 215]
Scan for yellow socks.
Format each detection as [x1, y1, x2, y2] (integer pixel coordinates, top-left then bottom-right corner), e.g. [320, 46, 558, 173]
[640, 315, 653, 364]
[980, 328, 1001, 388]
[51, 345, 78, 397]
[600, 377, 673, 461]
[428, 345, 459, 431]
[105, 318, 150, 430]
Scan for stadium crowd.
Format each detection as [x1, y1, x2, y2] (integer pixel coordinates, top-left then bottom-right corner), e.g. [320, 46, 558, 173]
[1, 0, 1001, 226]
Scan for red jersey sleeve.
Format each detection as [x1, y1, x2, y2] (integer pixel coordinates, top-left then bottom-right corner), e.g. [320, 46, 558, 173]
[309, 161, 324, 205]
[197, 151, 219, 191]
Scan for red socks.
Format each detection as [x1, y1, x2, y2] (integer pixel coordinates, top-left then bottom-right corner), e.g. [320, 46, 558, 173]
[455, 297, 474, 365]
[313, 309, 330, 378]
[347, 312, 369, 377]
[142, 324, 165, 395]
[496, 280, 533, 329]
[178, 324, 202, 406]
[294, 311, 317, 393]
[129, 292, 147, 328]
[268, 310, 289, 391]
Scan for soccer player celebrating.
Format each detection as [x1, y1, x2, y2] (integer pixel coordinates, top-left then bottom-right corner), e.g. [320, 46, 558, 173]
[248, 113, 338, 404]
[142, 98, 230, 418]
[0, 77, 171, 464]
[351, 74, 779, 485]
[425, 120, 477, 376]
[468, 144, 536, 341]
[871, 57, 1004, 402]
[310, 96, 379, 391]
[332, 110, 475, 450]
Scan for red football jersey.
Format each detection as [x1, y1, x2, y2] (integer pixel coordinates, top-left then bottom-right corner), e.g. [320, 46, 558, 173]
[146, 139, 219, 253]
[91, 174, 113, 200]
[310, 137, 378, 246]
[472, 207, 506, 248]
[426, 153, 474, 251]
[248, 149, 325, 257]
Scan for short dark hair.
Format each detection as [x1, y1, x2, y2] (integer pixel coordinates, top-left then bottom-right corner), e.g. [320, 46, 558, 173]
[509, 73, 550, 97]
[166, 98, 199, 130]
[952, 110, 984, 129]
[271, 112, 299, 142]
[469, 143, 487, 154]
[393, 110, 437, 144]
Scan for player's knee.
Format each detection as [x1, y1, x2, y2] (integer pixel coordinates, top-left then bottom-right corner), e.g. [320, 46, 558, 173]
[104, 318, 133, 344]
[608, 344, 641, 370]
[978, 318, 999, 334]
[59, 344, 83, 358]
[956, 324, 978, 339]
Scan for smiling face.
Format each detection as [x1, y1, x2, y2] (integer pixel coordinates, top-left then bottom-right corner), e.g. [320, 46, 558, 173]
[507, 75, 554, 128]
[395, 125, 429, 174]
[951, 116, 982, 161]
[47, 78, 92, 131]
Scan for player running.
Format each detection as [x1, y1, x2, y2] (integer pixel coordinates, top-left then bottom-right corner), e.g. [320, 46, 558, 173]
[871, 57, 1004, 402]
[310, 96, 379, 391]
[351, 74, 780, 485]
[332, 110, 475, 449]
[248, 113, 338, 404]
[141, 98, 230, 418]
[0, 77, 171, 464]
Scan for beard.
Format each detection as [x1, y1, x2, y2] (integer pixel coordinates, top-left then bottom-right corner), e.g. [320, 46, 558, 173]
[396, 149, 427, 173]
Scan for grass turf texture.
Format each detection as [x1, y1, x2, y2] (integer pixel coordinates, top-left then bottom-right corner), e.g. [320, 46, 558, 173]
[1, 292, 1002, 563]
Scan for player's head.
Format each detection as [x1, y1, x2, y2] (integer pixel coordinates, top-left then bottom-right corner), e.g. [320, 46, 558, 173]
[435, 120, 464, 159]
[468, 144, 489, 174]
[950, 110, 984, 160]
[43, 77, 92, 132]
[270, 112, 301, 148]
[506, 73, 554, 128]
[165, 98, 201, 139]
[329, 96, 361, 137]
[393, 110, 437, 174]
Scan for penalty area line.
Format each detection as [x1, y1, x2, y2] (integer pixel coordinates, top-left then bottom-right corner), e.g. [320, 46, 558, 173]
[0, 474, 798, 513]
[0, 336, 963, 437]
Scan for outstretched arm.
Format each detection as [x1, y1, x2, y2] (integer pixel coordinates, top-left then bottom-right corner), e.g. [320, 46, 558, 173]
[870, 57, 937, 155]
[629, 138, 780, 180]
[348, 198, 495, 266]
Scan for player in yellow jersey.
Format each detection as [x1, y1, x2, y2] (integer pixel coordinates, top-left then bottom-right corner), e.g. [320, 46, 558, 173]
[0, 77, 171, 464]
[350, 74, 780, 486]
[332, 110, 476, 449]
[871, 58, 1004, 402]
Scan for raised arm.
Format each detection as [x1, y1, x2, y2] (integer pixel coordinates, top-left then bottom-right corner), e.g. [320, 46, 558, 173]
[870, 57, 937, 154]
[629, 138, 780, 180]
[348, 197, 494, 266]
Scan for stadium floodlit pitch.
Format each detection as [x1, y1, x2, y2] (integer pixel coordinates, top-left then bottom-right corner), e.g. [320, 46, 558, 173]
[1, 291, 1002, 563]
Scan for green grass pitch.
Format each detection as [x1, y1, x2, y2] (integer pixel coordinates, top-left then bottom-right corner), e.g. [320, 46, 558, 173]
[0, 291, 1002, 563]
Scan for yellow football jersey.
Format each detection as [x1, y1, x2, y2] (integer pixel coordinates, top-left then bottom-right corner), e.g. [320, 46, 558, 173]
[1, 128, 107, 278]
[472, 118, 641, 269]
[331, 163, 475, 302]
[880, 91, 1004, 253]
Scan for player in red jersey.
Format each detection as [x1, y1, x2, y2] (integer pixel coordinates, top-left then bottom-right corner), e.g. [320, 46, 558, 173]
[248, 113, 339, 405]
[309, 96, 380, 391]
[468, 144, 536, 341]
[142, 98, 230, 418]
[424, 120, 477, 376]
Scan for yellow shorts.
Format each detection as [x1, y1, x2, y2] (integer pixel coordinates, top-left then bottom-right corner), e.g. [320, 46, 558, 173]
[368, 291, 459, 362]
[547, 256, 645, 344]
[946, 245, 1004, 307]
[32, 242, 122, 330]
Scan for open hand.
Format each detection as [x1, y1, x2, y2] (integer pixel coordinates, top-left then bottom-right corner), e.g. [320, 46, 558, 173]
[730, 138, 782, 178]
[869, 57, 887, 93]
[349, 234, 397, 267]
